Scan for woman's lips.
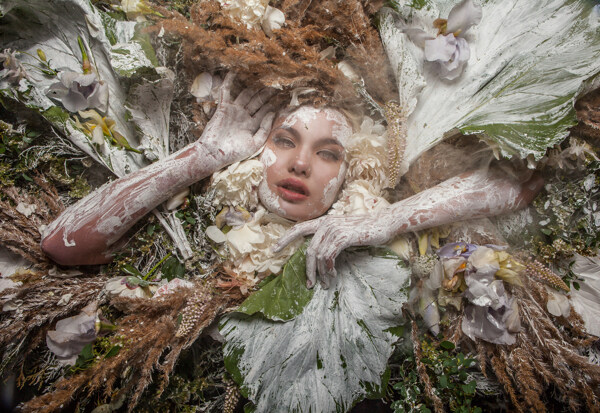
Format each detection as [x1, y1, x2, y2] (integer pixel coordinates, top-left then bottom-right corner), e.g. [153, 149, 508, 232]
[276, 178, 310, 202]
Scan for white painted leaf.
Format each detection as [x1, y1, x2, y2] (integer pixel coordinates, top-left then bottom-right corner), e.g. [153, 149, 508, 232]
[569, 254, 600, 337]
[0, 0, 192, 258]
[221, 250, 410, 413]
[380, 0, 600, 166]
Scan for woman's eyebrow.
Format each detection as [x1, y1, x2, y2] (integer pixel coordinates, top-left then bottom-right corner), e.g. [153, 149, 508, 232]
[318, 138, 344, 147]
[276, 126, 301, 140]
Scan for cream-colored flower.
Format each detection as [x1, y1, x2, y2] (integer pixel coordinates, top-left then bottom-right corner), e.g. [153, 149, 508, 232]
[224, 207, 301, 282]
[217, 0, 269, 29]
[120, 0, 154, 21]
[329, 180, 390, 216]
[210, 159, 264, 210]
[105, 276, 154, 299]
[345, 117, 387, 190]
[262, 6, 285, 37]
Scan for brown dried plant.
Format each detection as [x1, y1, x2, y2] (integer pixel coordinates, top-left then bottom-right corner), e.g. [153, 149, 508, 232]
[0, 176, 64, 268]
[19, 277, 240, 413]
[474, 276, 600, 412]
[151, 0, 396, 113]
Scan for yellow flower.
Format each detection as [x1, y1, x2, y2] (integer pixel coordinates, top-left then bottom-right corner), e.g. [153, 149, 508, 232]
[75, 109, 140, 153]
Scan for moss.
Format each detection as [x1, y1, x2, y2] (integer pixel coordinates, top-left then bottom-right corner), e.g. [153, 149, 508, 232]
[42, 106, 70, 125]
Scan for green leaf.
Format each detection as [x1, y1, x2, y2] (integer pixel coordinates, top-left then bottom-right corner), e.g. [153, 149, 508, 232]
[161, 256, 185, 281]
[80, 343, 93, 360]
[222, 250, 411, 413]
[236, 245, 313, 321]
[541, 228, 552, 236]
[121, 264, 143, 278]
[104, 345, 121, 359]
[439, 374, 449, 388]
[440, 340, 455, 350]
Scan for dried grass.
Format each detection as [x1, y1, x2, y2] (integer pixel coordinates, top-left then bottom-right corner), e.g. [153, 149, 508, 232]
[0, 176, 64, 268]
[473, 276, 600, 412]
[18, 276, 240, 413]
[151, 0, 396, 114]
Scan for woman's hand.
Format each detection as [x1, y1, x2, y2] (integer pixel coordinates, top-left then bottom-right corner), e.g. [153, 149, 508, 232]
[197, 72, 276, 167]
[274, 169, 543, 289]
[273, 212, 396, 289]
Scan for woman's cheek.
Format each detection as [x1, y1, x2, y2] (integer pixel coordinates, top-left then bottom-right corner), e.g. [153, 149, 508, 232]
[320, 162, 347, 209]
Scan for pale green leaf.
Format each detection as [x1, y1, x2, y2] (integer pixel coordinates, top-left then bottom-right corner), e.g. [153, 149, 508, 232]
[380, 0, 600, 164]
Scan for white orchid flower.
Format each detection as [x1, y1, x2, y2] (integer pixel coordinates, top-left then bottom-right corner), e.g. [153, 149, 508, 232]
[261, 5, 285, 37]
[46, 71, 109, 113]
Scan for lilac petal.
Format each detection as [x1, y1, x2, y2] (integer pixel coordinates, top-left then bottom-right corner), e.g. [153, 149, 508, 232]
[446, 0, 482, 34]
[437, 241, 478, 258]
[462, 304, 516, 345]
[424, 34, 456, 62]
[61, 90, 89, 112]
[403, 28, 435, 48]
[87, 82, 109, 112]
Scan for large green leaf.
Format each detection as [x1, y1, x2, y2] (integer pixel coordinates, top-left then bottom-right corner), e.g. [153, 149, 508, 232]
[380, 0, 600, 165]
[221, 250, 411, 413]
[237, 245, 313, 321]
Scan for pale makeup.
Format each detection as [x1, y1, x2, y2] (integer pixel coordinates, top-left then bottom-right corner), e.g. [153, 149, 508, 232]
[258, 106, 352, 221]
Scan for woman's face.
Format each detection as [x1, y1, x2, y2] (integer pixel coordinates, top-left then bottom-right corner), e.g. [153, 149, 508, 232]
[258, 106, 352, 221]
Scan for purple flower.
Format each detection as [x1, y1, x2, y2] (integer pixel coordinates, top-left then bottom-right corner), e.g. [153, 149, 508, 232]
[0, 49, 28, 84]
[424, 33, 471, 80]
[46, 71, 108, 113]
[436, 241, 478, 259]
[46, 301, 98, 364]
[407, 0, 482, 80]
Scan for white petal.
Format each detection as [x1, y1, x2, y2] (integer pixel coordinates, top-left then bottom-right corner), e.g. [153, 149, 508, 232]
[261, 6, 285, 37]
[91, 126, 105, 146]
[424, 34, 457, 62]
[165, 187, 190, 210]
[15, 202, 36, 217]
[446, 0, 482, 34]
[403, 28, 435, 48]
[190, 72, 213, 100]
[319, 46, 335, 60]
[206, 225, 227, 243]
[337, 61, 360, 82]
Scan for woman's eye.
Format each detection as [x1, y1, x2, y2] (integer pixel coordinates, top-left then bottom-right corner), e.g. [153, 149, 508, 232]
[273, 136, 295, 148]
[318, 150, 341, 162]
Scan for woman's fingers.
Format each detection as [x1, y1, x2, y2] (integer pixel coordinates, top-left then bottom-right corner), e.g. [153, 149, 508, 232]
[273, 218, 323, 253]
[219, 72, 236, 103]
[234, 87, 258, 107]
[247, 88, 276, 114]
[252, 112, 275, 147]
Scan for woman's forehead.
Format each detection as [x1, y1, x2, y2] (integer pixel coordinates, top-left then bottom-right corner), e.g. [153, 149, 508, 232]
[275, 106, 352, 146]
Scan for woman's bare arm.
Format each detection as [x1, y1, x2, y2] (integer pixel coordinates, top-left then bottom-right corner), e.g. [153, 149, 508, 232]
[41, 74, 275, 265]
[274, 167, 544, 288]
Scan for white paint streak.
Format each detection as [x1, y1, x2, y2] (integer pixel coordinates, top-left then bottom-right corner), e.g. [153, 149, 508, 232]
[260, 147, 277, 167]
[258, 178, 285, 217]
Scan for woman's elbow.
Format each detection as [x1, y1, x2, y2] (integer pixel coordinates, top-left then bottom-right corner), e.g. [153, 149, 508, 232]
[40, 233, 110, 266]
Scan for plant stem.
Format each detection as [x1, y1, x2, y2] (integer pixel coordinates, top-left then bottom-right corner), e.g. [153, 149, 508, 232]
[144, 252, 172, 281]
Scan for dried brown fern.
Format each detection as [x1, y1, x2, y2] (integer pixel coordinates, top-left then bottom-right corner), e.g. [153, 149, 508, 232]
[19, 277, 240, 413]
[152, 0, 396, 114]
[0, 271, 107, 376]
[0, 176, 64, 268]
[411, 320, 444, 413]
[474, 276, 600, 412]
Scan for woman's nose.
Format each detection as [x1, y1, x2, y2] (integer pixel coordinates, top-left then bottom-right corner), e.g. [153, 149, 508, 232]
[289, 152, 311, 176]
